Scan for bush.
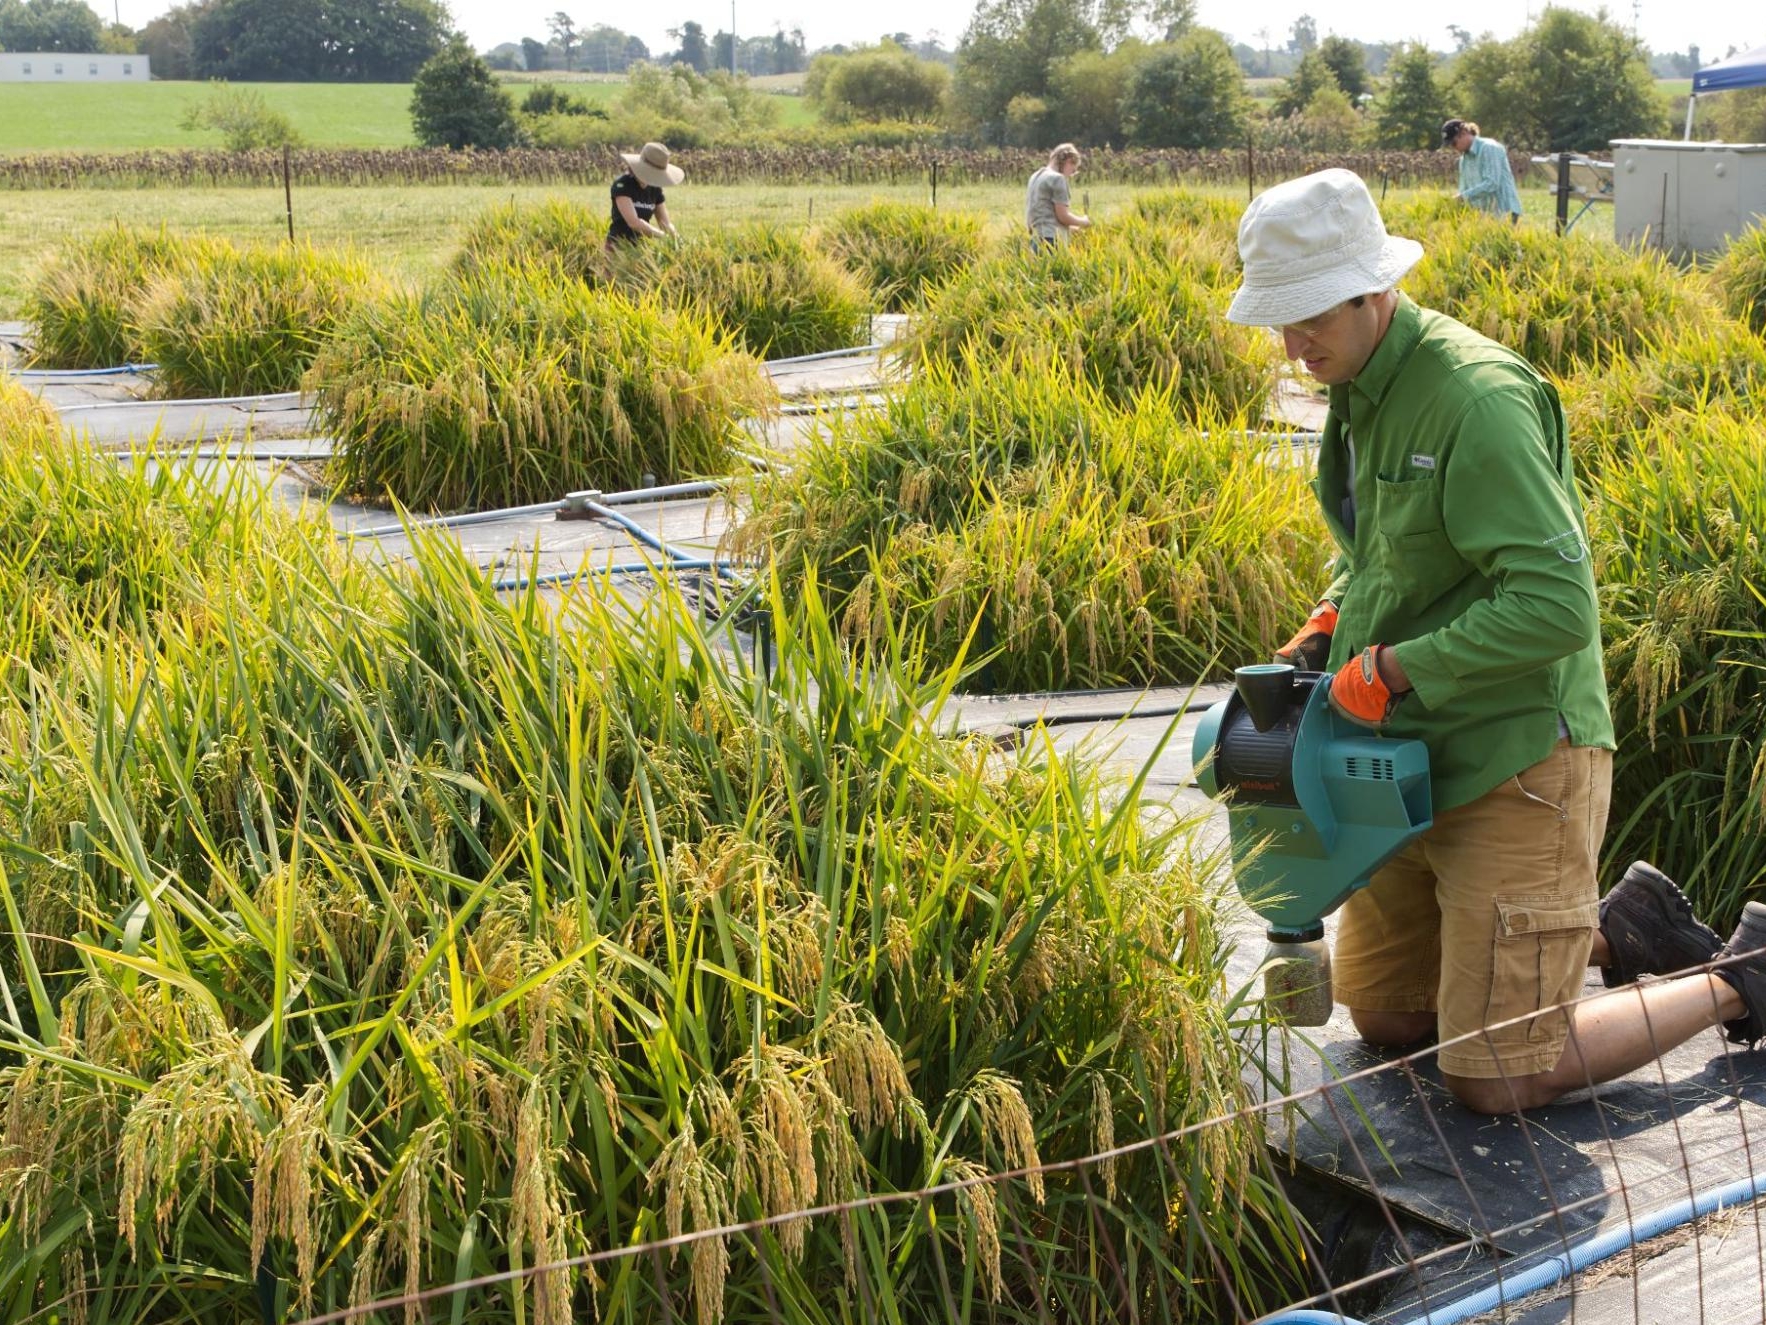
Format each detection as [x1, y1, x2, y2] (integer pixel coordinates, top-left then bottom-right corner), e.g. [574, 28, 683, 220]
[1121, 31, 1249, 148]
[603, 224, 873, 360]
[411, 36, 522, 149]
[1402, 211, 1714, 375]
[733, 358, 1329, 692]
[134, 244, 378, 398]
[310, 260, 773, 511]
[806, 42, 949, 124]
[1712, 221, 1766, 336]
[899, 216, 1279, 417]
[603, 62, 778, 147]
[819, 202, 988, 311]
[0, 443, 1308, 1323]
[23, 227, 227, 370]
[178, 83, 303, 151]
[1591, 404, 1766, 926]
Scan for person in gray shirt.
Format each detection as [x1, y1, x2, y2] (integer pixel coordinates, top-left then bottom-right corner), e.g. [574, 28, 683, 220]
[1024, 143, 1092, 250]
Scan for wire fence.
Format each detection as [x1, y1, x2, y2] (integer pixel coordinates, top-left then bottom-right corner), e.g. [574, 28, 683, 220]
[269, 953, 1766, 1325]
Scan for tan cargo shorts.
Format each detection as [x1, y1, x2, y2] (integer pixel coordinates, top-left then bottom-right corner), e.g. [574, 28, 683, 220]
[1332, 740, 1612, 1080]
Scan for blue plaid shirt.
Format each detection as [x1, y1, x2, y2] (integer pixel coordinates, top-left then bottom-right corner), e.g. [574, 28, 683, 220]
[1458, 136, 1522, 217]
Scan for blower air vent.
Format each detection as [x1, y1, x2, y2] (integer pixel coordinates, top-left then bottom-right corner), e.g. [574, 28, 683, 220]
[1345, 756, 1396, 781]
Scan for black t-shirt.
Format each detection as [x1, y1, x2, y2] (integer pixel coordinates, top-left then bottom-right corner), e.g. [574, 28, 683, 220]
[608, 173, 665, 243]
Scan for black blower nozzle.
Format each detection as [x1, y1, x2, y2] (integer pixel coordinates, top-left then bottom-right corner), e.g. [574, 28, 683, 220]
[1234, 663, 1301, 733]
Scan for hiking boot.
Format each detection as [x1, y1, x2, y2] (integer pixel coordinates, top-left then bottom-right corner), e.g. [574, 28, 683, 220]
[1598, 861, 1721, 989]
[1715, 902, 1766, 1048]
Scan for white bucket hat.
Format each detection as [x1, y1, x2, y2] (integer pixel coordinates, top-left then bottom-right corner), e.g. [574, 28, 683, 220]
[621, 141, 685, 187]
[1226, 169, 1424, 326]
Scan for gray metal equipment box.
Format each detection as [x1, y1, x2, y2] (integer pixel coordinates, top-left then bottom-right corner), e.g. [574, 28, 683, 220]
[1610, 139, 1766, 257]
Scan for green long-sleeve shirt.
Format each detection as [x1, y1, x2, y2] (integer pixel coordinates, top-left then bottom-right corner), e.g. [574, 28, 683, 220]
[1316, 295, 1614, 811]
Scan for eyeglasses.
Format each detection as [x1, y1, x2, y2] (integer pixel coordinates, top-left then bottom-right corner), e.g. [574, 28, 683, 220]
[1279, 299, 1358, 339]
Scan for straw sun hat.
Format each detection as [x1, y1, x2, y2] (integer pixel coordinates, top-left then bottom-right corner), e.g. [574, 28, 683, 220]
[1226, 169, 1423, 327]
[621, 142, 686, 187]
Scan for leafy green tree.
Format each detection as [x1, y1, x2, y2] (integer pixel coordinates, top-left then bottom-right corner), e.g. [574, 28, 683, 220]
[546, 11, 576, 70]
[1122, 29, 1247, 147]
[138, 3, 200, 78]
[190, 0, 447, 80]
[410, 36, 522, 149]
[0, 0, 103, 52]
[668, 19, 709, 72]
[1447, 7, 1664, 149]
[1371, 41, 1444, 148]
[181, 84, 303, 150]
[1317, 34, 1368, 102]
[1714, 86, 1766, 143]
[520, 35, 547, 71]
[952, 0, 1100, 137]
[1297, 84, 1362, 149]
[808, 42, 949, 123]
[1288, 13, 1316, 54]
[1272, 47, 1337, 117]
[1046, 41, 1153, 145]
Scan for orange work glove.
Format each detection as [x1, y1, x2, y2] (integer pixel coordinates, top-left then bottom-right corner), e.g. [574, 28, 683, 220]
[1328, 645, 1403, 728]
[1274, 601, 1339, 672]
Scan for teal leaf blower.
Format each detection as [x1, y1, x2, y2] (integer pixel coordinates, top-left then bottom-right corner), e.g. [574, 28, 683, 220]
[1193, 664, 1433, 1025]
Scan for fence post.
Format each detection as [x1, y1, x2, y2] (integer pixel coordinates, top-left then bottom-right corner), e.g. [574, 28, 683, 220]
[931, 159, 938, 208]
[1555, 152, 1573, 235]
[1246, 138, 1255, 200]
[282, 145, 295, 243]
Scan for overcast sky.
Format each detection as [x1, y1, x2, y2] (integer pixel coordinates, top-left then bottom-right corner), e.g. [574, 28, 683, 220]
[99, 0, 1757, 66]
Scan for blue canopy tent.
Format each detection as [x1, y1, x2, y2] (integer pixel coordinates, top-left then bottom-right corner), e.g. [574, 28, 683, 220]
[1686, 44, 1766, 138]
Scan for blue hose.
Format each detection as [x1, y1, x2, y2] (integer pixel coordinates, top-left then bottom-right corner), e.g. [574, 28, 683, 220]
[1257, 1168, 1766, 1325]
[8, 363, 156, 378]
[491, 558, 720, 591]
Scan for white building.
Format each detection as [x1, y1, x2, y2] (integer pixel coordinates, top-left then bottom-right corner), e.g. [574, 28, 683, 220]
[0, 53, 149, 82]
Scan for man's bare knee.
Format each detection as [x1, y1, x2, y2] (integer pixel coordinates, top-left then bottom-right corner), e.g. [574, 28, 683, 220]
[1349, 1008, 1436, 1047]
[1445, 1071, 1558, 1115]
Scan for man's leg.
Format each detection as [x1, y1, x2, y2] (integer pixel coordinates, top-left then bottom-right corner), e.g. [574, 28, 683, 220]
[1427, 742, 1608, 1109]
[1334, 838, 1443, 1048]
[1449, 973, 1742, 1114]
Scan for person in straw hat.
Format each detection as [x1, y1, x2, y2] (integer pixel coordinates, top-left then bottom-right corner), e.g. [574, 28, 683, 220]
[606, 141, 684, 249]
[1230, 168, 1766, 1114]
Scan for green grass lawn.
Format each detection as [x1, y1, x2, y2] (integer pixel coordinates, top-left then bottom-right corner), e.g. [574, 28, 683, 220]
[0, 81, 421, 151]
[0, 78, 816, 151]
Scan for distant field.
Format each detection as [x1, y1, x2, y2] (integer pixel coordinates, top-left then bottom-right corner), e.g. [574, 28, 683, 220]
[0, 82, 419, 151]
[0, 77, 817, 151]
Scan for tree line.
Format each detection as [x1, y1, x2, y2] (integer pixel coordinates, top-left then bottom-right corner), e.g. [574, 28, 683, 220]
[0, 0, 450, 82]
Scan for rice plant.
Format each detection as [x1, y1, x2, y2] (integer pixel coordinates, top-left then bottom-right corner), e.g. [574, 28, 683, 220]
[452, 196, 606, 284]
[602, 222, 874, 360]
[134, 243, 381, 398]
[1403, 212, 1715, 376]
[733, 356, 1329, 692]
[310, 258, 773, 511]
[1711, 220, 1766, 336]
[0, 433, 1310, 1323]
[818, 200, 988, 311]
[896, 218, 1278, 417]
[1128, 187, 1244, 237]
[1590, 403, 1766, 926]
[23, 226, 227, 369]
[1557, 317, 1766, 468]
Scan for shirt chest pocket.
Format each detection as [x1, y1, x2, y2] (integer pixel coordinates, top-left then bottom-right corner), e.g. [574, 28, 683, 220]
[1373, 474, 1457, 599]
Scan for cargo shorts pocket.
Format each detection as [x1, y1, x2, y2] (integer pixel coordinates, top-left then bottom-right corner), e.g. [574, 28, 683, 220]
[1483, 897, 1598, 1043]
